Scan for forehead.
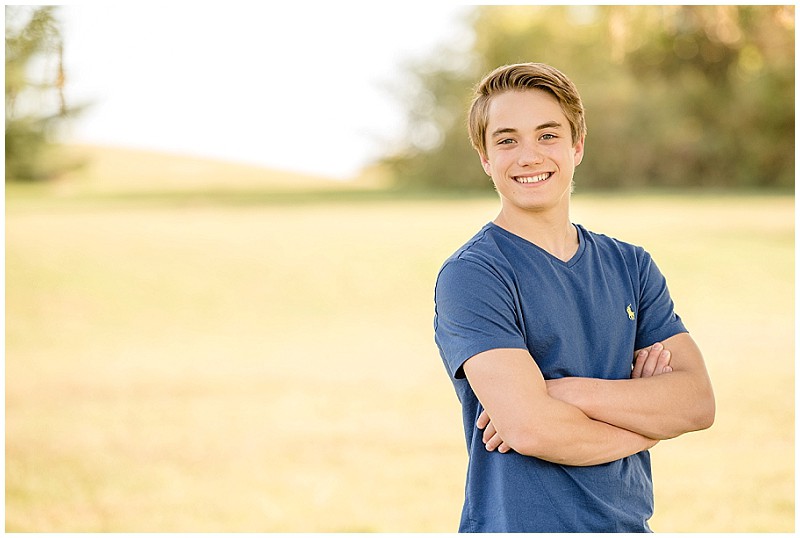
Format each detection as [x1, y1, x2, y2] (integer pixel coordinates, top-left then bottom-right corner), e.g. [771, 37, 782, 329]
[486, 89, 567, 130]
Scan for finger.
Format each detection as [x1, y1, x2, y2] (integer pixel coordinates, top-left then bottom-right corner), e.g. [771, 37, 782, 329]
[631, 348, 649, 378]
[643, 346, 671, 377]
[654, 349, 671, 375]
[641, 342, 664, 377]
[485, 431, 504, 452]
[476, 410, 490, 430]
[482, 421, 498, 444]
[498, 442, 512, 454]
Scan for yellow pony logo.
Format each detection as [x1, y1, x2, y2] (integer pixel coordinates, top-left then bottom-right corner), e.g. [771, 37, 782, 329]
[626, 304, 636, 320]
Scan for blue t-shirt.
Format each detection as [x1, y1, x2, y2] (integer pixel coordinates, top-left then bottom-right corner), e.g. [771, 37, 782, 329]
[434, 222, 687, 533]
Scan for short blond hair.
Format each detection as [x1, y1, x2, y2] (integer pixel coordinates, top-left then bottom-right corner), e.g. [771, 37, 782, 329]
[467, 63, 587, 158]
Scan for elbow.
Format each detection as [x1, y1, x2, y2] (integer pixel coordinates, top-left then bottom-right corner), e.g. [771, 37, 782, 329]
[654, 389, 716, 440]
[692, 379, 716, 431]
[673, 375, 716, 436]
[694, 391, 716, 431]
[677, 388, 716, 436]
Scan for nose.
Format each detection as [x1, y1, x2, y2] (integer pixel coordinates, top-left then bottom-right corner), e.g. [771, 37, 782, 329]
[517, 142, 544, 166]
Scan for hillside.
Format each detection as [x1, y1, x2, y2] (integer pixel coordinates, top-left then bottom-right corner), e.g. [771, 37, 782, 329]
[52, 143, 364, 194]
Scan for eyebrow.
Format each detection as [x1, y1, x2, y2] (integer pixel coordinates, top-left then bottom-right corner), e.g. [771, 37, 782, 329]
[490, 121, 564, 138]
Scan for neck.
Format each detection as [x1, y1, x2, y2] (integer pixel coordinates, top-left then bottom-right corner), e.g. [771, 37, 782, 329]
[493, 205, 578, 262]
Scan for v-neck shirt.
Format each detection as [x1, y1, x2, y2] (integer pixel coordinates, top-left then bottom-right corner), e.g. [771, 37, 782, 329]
[434, 221, 687, 532]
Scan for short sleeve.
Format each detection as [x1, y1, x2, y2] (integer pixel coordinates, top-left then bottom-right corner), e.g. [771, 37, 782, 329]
[434, 258, 527, 379]
[634, 251, 687, 349]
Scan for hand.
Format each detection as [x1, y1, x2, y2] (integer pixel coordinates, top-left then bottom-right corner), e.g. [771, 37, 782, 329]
[632, 341, 672, 378]
[477, 409, 512, 453]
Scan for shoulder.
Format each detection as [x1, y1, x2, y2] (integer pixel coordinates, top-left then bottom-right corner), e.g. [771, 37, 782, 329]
[435, 224, 519, 303]
[438, 224, 515, 279]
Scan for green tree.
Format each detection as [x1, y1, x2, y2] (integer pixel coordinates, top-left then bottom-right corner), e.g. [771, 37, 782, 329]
[381, 5, 794, 191]
[6, 5, 82, 181]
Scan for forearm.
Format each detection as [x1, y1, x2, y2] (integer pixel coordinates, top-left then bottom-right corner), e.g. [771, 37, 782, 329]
[552, 372, 714, 440]
[507, 397, 657, 466]
[549, 335, 715, 439]
[464, 348, 657, 467]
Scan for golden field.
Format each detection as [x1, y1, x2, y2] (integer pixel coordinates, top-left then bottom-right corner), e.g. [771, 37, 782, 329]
[5, 147, 794, 531]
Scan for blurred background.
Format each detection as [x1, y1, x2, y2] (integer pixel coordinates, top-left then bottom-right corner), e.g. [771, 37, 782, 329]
[6, 4, 794, 532]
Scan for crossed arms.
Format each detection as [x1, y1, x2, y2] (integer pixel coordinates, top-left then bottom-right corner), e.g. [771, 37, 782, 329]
[463, 332, 715, 466]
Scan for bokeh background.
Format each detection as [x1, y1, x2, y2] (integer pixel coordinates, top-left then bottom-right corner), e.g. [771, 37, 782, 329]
[6, 4, 794, 532]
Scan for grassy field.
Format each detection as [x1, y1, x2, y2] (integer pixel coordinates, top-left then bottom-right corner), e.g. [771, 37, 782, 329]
[5, 154, 794, 531]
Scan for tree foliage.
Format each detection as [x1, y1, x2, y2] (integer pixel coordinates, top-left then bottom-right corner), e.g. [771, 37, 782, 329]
[382, 6, 794, 191]
[6, 5, 82, 181]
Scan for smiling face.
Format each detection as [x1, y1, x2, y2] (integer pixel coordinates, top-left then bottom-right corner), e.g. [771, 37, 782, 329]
[481, 89, 585, 220]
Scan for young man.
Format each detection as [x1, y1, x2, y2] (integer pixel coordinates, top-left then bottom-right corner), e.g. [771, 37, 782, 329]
[433, 63, 715, 532]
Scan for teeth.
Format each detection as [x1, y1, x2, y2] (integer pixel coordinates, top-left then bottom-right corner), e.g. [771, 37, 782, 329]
[515, 172, 551, 183]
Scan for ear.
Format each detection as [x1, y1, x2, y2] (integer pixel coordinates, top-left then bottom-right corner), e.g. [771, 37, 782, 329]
[480, 153, 492, 177]
[573, 136, 585, 167]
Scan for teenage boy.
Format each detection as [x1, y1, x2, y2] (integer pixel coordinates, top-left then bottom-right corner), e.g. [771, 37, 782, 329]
[434, 62, 715, 532]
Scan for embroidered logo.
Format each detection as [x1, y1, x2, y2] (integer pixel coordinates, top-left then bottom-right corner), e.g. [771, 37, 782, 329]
[626, 304, 636, 320]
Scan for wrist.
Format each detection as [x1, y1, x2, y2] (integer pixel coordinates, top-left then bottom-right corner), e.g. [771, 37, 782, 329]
[547, 376, 590, 409]
[549, 376, 605, 420]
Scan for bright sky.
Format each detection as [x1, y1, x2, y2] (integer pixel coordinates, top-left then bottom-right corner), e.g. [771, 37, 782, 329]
[59, 3, 474, 179]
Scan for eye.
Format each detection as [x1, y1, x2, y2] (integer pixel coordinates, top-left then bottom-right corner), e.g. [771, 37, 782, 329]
[540, 133, 557, 141]
[497, 138, 515, 145]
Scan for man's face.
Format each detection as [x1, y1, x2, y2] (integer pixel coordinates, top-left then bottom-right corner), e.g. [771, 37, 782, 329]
[481, 89, 584, 216]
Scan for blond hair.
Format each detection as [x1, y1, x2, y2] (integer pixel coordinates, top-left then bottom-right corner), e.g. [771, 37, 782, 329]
[467, 63, 587, 158]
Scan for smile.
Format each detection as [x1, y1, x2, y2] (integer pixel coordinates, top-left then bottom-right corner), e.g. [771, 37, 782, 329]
[513, 172, 552, 184]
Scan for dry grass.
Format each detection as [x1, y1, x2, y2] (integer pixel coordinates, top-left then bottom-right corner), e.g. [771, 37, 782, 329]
[5, 159, 794, 531]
